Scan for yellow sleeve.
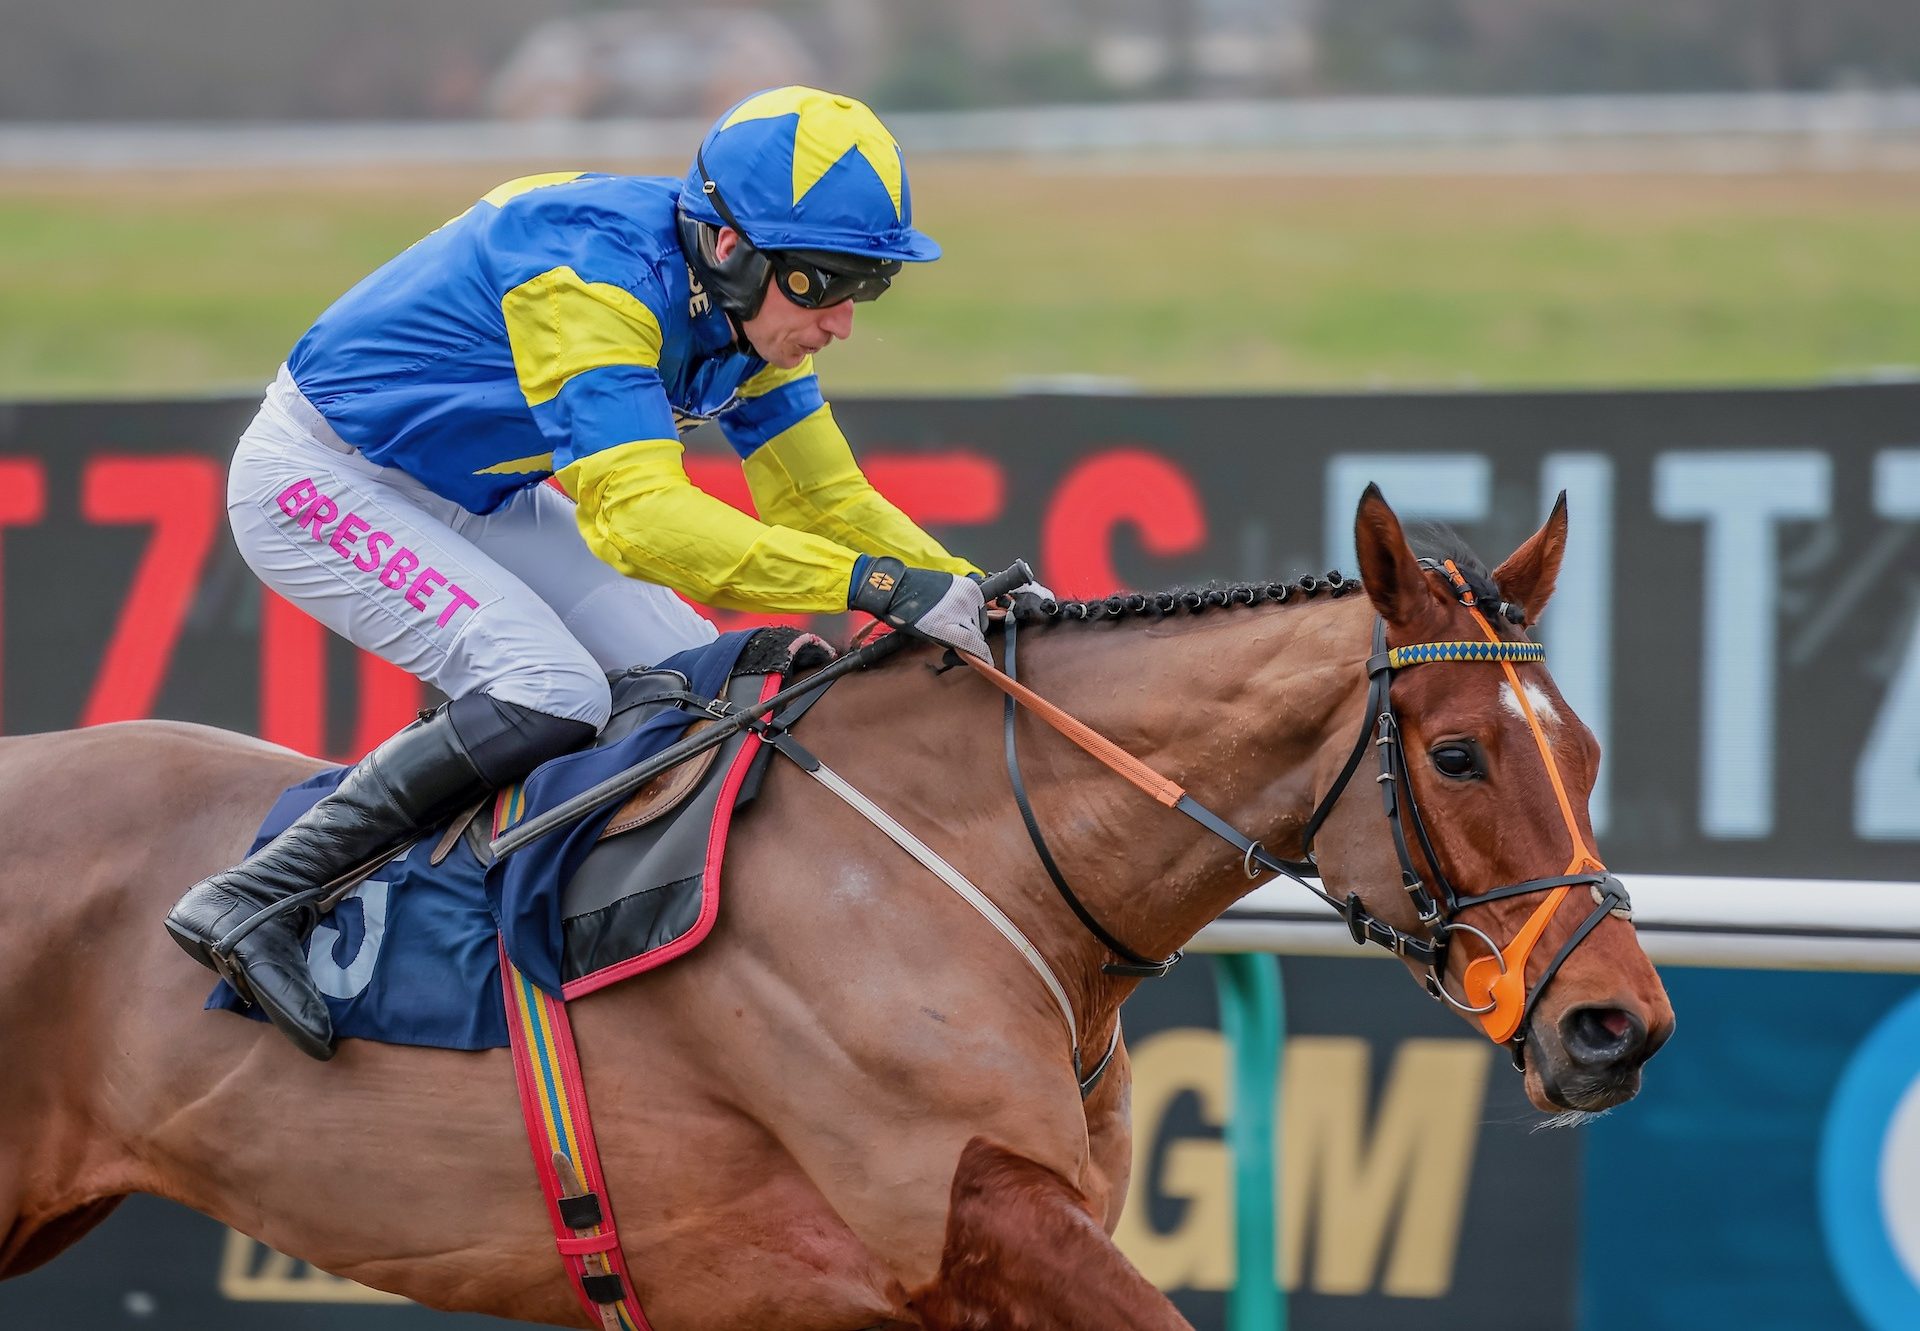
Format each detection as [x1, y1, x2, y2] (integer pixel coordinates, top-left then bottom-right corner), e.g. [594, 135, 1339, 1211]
[741, 404, 981, 577]
[555, 439, 861, 613]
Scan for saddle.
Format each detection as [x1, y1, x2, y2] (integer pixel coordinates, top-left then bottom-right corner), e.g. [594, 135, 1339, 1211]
[207, 626, 831, 1042]
[427, 672, 724, 866]
[477, 660, 792, 999]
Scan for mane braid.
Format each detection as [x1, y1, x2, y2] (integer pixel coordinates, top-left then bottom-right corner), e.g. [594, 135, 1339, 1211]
[1011, 571, 1362, 625]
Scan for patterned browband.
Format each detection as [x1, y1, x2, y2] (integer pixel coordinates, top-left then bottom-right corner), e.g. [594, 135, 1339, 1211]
[1383, 641, 1546, 670]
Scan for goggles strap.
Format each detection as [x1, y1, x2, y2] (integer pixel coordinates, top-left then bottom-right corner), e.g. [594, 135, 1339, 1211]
[696, 149, 756, 249]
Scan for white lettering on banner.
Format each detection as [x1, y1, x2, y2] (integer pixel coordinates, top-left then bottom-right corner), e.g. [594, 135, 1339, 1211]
[1322, 455, 1491, 574]
[1114, 1028, 1490, 1297]
[1858, 450, 1920, 839]
[1325, 453, 1615, 833]
[1654, 452, 1831, 838]
[1540, 454, 1614, 834]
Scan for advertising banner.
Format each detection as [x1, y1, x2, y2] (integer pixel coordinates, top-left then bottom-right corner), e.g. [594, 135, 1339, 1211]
[1, 382, 1915, 876]
[1582, 966, 1920, 1331]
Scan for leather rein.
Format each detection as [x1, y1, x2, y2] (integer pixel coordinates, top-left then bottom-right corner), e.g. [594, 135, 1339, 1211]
[970, 567, 1632, 1072]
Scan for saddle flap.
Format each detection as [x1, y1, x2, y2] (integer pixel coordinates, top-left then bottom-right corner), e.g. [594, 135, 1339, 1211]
[557, 669, 777, 997]
[597, 721, 718, 840]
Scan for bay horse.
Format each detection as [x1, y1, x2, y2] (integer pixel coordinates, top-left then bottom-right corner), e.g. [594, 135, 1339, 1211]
[0, 489, 1671, 1328]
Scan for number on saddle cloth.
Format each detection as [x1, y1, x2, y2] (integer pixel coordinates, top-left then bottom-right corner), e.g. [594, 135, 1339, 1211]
[205, 627, 824, 1049]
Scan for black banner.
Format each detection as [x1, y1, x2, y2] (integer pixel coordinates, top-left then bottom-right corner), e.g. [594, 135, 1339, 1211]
[1, 384, 1915, 876]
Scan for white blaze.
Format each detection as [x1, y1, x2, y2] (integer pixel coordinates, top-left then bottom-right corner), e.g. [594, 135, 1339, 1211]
[1500, 680, 1560, 733]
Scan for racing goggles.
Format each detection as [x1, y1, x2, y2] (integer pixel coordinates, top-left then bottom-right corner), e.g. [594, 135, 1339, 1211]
[764, 248, 899, 308]
[698, 157, 900, 308]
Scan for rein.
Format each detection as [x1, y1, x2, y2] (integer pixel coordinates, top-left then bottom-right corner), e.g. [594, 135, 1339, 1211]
[969, 569, 1631, 1070]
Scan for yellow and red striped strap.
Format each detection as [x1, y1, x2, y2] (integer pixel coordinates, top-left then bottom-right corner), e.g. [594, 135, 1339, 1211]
[497, 785, 651, 1331]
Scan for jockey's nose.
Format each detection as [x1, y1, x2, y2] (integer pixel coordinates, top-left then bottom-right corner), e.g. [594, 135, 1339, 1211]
[821, 300, 855, 340]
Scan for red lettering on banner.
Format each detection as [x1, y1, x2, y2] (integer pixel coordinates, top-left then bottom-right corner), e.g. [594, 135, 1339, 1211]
[261, 593, 422, 764]
[0, 459, 47, 729]
[80, 456, 222, 726]
[1043, 448, 1207, 597]
[864, 453, 1005, 526]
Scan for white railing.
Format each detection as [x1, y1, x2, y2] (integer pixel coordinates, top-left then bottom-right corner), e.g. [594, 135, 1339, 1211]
[1198, 873, 1920, 970]
[7, 90, 1920, 172]
[1198, 870, 1920, 1331]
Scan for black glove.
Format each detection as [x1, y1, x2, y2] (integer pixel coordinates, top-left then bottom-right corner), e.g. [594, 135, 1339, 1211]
[849, 557, 989, 658]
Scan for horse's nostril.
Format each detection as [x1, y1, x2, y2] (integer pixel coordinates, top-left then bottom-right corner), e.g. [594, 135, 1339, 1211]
[1560, 1005, 1646, 1066]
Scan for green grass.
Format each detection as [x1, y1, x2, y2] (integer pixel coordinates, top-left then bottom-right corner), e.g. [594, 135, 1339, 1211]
[5, 160, 1920, 397]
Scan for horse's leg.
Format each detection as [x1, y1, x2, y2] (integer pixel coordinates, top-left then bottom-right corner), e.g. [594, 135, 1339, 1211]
[908, 1137, 1192, 1331]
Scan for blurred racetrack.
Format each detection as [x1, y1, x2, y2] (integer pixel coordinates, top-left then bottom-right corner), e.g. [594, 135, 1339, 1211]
[6, 159, 1920, 398]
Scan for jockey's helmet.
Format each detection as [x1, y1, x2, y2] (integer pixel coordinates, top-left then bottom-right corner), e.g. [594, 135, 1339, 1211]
[677, 85, 940, 322]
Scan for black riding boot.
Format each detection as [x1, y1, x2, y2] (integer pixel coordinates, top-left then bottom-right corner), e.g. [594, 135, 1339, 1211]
[165, 693, 595, 1060]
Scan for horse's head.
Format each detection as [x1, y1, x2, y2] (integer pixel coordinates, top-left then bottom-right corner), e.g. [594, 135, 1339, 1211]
[1311, 485, 1673, 1114]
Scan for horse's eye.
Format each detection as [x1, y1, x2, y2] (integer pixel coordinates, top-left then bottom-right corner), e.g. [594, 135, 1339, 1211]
[1430, 743, 1481, 780]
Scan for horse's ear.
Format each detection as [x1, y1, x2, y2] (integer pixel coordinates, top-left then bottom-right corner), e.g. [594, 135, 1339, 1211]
[1491, 491, 1569, 625]
[1354, 485, 1445, 633]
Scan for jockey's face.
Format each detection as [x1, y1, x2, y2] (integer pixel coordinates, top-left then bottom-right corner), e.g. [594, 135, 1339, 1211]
[716, 227, 857, 370]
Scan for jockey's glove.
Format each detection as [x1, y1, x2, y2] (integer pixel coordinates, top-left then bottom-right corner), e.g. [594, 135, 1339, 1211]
[1007, 579, 1056, 612]
[849, 556, 989, 659]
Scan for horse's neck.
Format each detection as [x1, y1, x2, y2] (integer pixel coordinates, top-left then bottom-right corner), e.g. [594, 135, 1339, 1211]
[1006, 596, 1372, 972]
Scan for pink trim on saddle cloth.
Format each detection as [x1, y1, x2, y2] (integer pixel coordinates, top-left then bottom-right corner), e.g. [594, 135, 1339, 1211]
[501, 943, 653, 1331]
[559, 671, 782, 1001]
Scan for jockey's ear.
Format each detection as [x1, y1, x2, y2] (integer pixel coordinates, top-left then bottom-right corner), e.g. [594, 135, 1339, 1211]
[1354, 484, 1449, 637]
[1491, 490, 1569, 626]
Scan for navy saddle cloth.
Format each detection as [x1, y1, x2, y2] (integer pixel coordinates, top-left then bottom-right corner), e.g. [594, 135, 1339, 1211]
[207, 627, 812, 1049]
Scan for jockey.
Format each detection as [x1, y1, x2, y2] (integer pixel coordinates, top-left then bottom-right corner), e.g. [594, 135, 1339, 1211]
[166, 86, 1005, 1060]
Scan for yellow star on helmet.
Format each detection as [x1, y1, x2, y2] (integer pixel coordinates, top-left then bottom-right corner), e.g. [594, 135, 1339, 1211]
[722, 86, 904, 218]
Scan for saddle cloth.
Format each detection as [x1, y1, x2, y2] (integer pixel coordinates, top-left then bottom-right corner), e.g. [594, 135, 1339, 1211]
[206, 627, 812, 1049]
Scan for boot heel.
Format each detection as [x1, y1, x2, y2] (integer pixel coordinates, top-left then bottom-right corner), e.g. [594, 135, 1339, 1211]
[164, 915, 219, 970]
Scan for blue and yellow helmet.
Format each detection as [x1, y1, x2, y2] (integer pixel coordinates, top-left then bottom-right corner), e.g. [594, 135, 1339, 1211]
[680, 86, 941, 265]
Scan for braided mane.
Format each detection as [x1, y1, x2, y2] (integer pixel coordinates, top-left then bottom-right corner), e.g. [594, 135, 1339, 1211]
[1010, 522, 1517, 627]
[1011, 571, 1363, 625]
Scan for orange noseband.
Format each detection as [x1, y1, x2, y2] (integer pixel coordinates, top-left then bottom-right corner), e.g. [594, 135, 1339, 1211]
[1453, 600, 1607, 1042]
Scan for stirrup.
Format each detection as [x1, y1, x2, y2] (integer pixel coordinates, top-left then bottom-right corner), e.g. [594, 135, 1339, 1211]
[209, 886, 328, 962]
[210, 948, 258, 1006]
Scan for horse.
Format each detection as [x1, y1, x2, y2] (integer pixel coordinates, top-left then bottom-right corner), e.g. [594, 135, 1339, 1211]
[0, 488, 1671, 1329]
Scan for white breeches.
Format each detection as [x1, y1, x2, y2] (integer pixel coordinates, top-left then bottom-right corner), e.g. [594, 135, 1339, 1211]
[226, 367, 717, 729]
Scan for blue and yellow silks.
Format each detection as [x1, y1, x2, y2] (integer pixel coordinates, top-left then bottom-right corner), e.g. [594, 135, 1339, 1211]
[287, 161, 967, 613]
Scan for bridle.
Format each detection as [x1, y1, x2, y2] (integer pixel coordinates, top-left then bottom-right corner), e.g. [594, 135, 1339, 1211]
[972, 564, 1632, 1072]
